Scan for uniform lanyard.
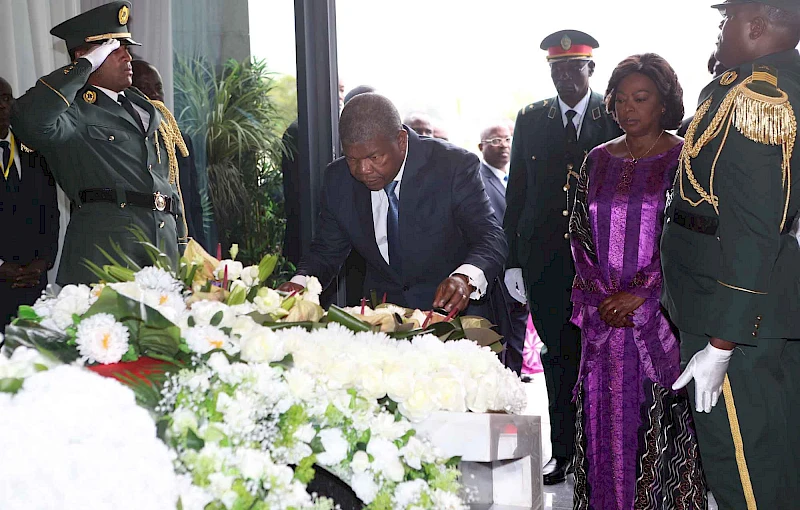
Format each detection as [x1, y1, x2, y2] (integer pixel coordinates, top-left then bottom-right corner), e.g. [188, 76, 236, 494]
[2, 133, 16, 181]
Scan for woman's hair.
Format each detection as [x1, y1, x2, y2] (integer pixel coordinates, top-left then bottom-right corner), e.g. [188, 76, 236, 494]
[604, 53, 684, 131]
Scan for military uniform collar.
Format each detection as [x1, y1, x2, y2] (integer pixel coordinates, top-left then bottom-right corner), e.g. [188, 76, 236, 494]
[93, 85, 124, 102]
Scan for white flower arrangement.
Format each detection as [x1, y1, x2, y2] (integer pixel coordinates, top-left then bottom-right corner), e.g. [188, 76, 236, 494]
[74, 312, 131, 364]
[0, 352, 178, 510]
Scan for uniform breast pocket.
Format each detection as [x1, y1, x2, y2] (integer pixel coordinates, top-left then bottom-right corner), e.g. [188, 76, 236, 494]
[86, 124, 132, 144]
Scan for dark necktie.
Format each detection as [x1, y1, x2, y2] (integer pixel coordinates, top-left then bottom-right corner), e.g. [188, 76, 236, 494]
[118, 94, 146, 133]
[0, 140, 16, 182]
[384, 180, 402, 273]
[565, 109, 579, 165]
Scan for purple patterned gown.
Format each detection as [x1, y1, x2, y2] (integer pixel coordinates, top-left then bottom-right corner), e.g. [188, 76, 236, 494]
[568, 143, 706, 510]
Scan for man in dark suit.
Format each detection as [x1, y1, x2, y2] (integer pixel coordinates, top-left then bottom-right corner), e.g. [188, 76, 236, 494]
[131, 59, 205, 247]
[279, 93, 506, 315]
[0, 77, 59, 326]
[477, 120, 527, 374]
[504, 30, 622, 485]
[11, 2, 187, 285]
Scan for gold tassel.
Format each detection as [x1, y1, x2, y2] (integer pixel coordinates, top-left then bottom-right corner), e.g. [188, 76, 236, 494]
[732, 86, 795, 146]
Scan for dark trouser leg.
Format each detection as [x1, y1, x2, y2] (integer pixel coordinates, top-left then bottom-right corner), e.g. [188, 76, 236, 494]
[679, 331, 800, 510]
[541, 320, 581, 459]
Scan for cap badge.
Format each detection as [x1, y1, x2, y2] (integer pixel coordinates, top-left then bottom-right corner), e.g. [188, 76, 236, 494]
[560, 35, 572, 51]
[719, 70, 738, 86]
[83, 90, 97, 104]
[118, 5, 129, 25]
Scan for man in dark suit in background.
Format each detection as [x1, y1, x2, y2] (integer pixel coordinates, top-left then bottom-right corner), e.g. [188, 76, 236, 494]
[478, 120, 526, 374]
[0, 77, 59, 326]
[131, 60, 205, 246]
[280, 93, 506, 315]
[504, 30, 622, 485]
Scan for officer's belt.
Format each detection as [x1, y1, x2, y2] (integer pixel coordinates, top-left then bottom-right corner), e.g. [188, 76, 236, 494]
[77, 188, 177, 215]
[672, 208, 797, 236]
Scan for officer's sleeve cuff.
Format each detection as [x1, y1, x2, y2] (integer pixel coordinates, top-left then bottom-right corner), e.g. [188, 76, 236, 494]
[290, 275, 308, 287]
[452, 264, 487, 300]
[707, 280, 767, 344]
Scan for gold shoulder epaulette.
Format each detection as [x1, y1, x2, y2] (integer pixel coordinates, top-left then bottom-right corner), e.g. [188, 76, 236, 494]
[731, 65, 796, 147]
[521, 99, 551, 116]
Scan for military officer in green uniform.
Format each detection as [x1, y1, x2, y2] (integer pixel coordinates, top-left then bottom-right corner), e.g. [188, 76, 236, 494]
[11, 1, 188, 285]
[662, 1, 800, 508]
[504, 30, 621, 485]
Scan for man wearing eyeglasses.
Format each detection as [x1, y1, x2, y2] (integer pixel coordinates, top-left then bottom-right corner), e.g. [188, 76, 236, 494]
[504, 29, 622, 485]
[478, 121, 526, 375]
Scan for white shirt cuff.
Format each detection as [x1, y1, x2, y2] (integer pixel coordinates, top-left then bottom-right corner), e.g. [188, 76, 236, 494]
[452, 264, 487, 300]
[290, 275, 309, 287]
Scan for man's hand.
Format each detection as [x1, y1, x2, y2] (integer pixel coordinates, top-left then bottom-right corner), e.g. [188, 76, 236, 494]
[672, 342, 734, 413]
[433, 274, 474, 314]
[13, 260, 48, 289]
[598, 291, 645, 328]
[0, 262, 23, 283]
[82, 39, 121, 71]
[277, 282, 304, 294]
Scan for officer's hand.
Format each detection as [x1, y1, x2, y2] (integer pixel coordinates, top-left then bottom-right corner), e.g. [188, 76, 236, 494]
[432, 274, 473, 314]
[672, 342, 734, 413]
[82, 39, 121, 71]
[598, 291, 644, 328]
[277, 282, 304, 294]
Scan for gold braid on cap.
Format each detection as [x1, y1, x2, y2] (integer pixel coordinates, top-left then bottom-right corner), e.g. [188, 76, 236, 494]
[678, 76, 796, 232]
[150, 99, 191, 241]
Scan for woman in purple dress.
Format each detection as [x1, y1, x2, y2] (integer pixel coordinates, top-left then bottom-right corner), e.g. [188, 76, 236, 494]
[569, 54, 707, 509]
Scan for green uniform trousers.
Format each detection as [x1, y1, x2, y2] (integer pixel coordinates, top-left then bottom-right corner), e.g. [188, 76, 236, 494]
[679, 332, 800, 510]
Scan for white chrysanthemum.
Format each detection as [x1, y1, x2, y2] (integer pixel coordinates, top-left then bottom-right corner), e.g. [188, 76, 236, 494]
[400, 436, 428, 470]
[142, 289, 186, 323]
[184, 325, 234, 355]
[240, 327, 286, 363]
[394, 479, 430, 508]
[367, 437, 405, 482]
[75, 313, 130, 364]
[213, 259, 244, 281]
[134, 266, 183, 293]
[0, 366, 178, 510]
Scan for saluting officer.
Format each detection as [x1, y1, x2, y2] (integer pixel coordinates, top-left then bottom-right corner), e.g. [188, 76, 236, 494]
[11, 1, 188, 285]
[504, 30, 621, 485]
[662, 1, 800, 508]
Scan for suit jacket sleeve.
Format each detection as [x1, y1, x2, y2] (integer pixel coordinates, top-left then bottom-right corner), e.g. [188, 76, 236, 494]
[707, 128, 784, 343]
[295, 166, 353, 287]
[10, 59, 93, 150]
[453, 152, 508, 287]
[504, 110, 527, 269]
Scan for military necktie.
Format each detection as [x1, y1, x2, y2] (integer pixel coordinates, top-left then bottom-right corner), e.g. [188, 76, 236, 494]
[118, 94, 146, 134]
[0, 140, 16, 181]
[384, 180, 402, 274]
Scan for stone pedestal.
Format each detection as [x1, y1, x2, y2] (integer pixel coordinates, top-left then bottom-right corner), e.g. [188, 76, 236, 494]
[415, 412, 543, 510]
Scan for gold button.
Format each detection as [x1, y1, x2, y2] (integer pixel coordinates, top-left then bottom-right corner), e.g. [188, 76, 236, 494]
[756, 315, 762, 321]
[562, 210, 569, 217]
[567, 163, 574, 170]
[159, 221, 165, 229]
[754, 324, 760, 329]
[752, 331, 758, 337]
[563, 184, 570, 192]
[564, 233, 569, 240]
[108, 135, 115, 141]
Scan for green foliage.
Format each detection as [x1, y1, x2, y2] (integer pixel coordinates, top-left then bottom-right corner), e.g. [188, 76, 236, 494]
[174, 56, 293, 277]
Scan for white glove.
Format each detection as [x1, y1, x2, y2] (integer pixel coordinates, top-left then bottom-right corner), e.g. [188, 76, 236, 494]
[82, 39, 121, 71]
[504, 268, 527, 304]
[672, 343, 733, 413]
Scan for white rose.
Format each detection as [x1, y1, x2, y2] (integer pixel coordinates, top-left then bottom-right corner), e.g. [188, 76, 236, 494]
[240, 327, 286, 363]
[240, 265, 261, 287]
[350, 472, 379, 504]
[230, 315, 258, 337]
[398, 383, 438, 423]
[356, 363, 386, 400]
[284, 370, 315, 401]
[400, 436, 427, 470]
[383, 362, 415, 403]
[253, 287, 286, 317]
[367, 437, 405, 482]
[303, 276, 322, 305]
[350, 450, 370, 473]
[430, 370, 467, 413]
[213, 259, 244, 281]
[369, 412, 410, 441]
[315, 428, 349, 466]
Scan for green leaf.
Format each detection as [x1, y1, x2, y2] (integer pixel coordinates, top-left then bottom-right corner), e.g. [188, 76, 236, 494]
[326, 304, 372, 332]
[426, 321, 457, 341]
[462, 328, 504, 347]
[3, 321, 77, 364]
[15, 305, 40, 321]
[459, 316, 495, 329]
[138, 324, 183, 358]
[186, 428, 206, 451]
[187, 316, 196, 328]
[210, 310, 224, 327]
[226, 285, 248, 306]
[0, 378, 24, 394]
[257, 254, 278, 283]
[121, 344, 140, 362]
